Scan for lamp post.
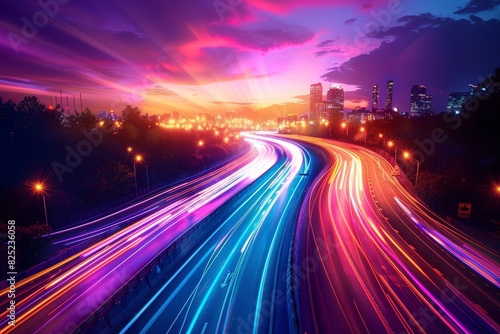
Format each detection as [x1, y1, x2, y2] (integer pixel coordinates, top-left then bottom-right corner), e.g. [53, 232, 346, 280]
[404, 151, 420, 188]
[360, 126, 366, 145]
[196, 140, 204, 159]
[388, 141, 398, 164]
[378, 133, 385, 146]
[341, 122, 348, 137]
[133, 155, 150, 192]
[134, 155, 142, 193]
[145, 164, 150, 192]
[34, 183, 48, 226]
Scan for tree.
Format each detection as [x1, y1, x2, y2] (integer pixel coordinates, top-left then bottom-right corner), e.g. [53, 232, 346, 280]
[66, 108, 97, 130]
[122, 105, 141, 123]
[17, 96, 46, 117]
[83, 160, 135, 197]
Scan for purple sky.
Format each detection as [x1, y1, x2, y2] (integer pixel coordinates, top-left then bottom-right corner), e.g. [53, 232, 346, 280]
[1, 0, 499, 116]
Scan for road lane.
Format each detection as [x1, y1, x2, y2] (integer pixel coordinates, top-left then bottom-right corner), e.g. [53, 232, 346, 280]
[0, 137, 279, 334]
[117, 133, 323, 334]
[291, 137, 500, 334]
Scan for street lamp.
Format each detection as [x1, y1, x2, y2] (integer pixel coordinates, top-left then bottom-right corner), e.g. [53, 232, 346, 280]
[388, 140, 398, 163]
[360, 126, 367, 145]
[34, 182, 48, 226]
[403, 151, 420, 188]
[134, 155, 141, 193]
[133, 154, 150, 193]
[378, 133, 386, 146]
[341, 122, 348, 136]
[196, 140, 204, 159]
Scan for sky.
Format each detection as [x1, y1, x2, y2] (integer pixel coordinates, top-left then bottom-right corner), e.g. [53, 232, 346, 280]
[1, 0, 500, 118]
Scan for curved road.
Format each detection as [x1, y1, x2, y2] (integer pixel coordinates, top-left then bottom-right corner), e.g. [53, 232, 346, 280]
[0, 136, 279, 333]
[117, 133, 322, 334]
[292, 136, 500, 334]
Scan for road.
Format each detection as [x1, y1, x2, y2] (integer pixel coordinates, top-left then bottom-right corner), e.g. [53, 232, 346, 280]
[116, 133, 321, 334]
[3, 133, 498, 334]
[0, 136, 280, 333]
[292, 137, 500, 333]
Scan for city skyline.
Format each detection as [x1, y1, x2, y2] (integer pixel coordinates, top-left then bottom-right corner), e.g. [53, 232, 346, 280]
[1, 1, 500, 116]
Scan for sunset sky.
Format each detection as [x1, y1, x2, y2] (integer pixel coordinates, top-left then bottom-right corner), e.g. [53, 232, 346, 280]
[1, 0, 499, 117]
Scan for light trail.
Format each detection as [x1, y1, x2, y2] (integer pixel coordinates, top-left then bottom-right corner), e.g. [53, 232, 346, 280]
[291, 136, 500, 334]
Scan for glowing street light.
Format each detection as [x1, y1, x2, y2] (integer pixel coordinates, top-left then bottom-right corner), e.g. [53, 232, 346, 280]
[378, 133, 386, 146]
[388, 140, 398, 163]
[403, 151, 420, 188]
[360, 126, 367, 144]
[133, 154, 149, 193]
[341, 122, 348, 136]
[196, 140, 204, 159]
[34, 182, 49, 226]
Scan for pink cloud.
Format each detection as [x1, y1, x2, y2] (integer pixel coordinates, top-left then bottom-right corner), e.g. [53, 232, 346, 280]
[245, 0, 389, 14]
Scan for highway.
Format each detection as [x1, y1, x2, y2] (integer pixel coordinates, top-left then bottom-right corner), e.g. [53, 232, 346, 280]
[2, 133, 499, 334]
[291, 137, 500, 333]
[0, 135, 281, 333]
[116, 133, 320, 334]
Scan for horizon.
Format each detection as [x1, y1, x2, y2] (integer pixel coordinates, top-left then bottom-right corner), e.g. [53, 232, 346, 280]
[1, 1, 500, 116]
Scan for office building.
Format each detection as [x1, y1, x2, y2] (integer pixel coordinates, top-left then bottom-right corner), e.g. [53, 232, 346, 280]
[385, 80, 394, 111]
[410, 85, 432, 116]
[310, 83, 323, 120]
[447, 92, 471, 114]
[372, 84, 379, 112]
[325, 84, 344, 121]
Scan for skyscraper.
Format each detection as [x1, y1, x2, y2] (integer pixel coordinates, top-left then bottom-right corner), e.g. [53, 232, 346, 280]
[325, 84, 344, 120]
[372, 84, 379, 112]
[410, 85, 432, 116]
[447, 92, 471, 114]
[385, 80, 394, 111]
[310, 83, 323, 120]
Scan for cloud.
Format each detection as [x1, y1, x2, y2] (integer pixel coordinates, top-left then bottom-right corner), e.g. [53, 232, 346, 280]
[210, 100, 254, 106]
[322, 14, 500, 111]
[317, 39, 335, 47]
[315, 49, 343, 57]
[292, 94, 310, 102]
[316, 37, 343, 57]
[454, 0, 500, 14]
[344, 18, 357, 25]
[245, 0, 388, 14]
[469, 14, 485, 23]
[145, 87, 178, 96]
[214, 22, 314, 51]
